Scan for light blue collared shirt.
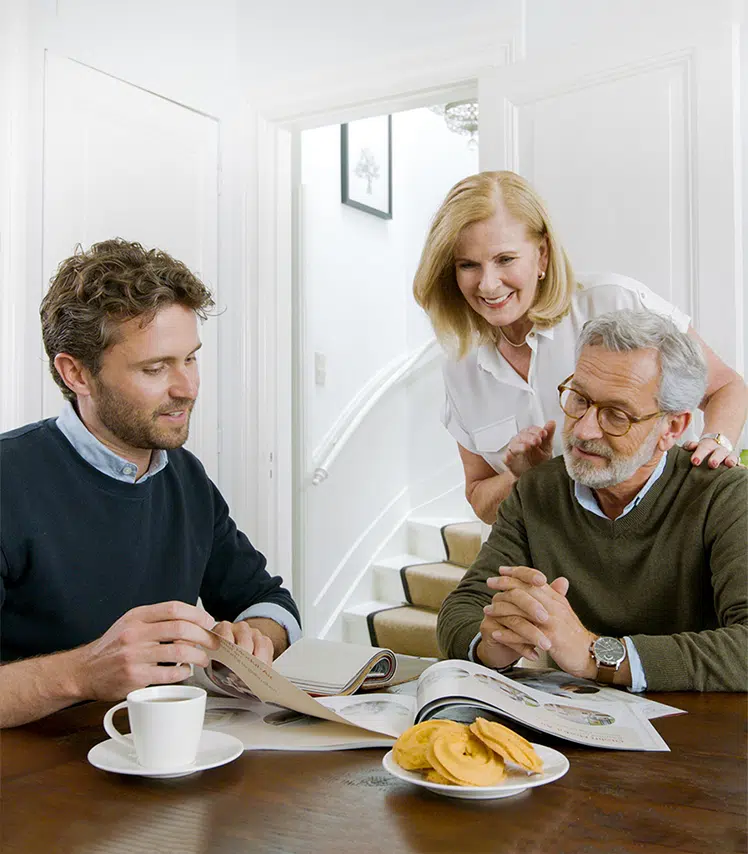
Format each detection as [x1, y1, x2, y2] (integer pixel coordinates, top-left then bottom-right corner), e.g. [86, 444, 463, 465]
[57, 400, 168, 483]
[55, 402, 301, 644]
[468, 452, 669, 692]
[573, 451, 668, 522]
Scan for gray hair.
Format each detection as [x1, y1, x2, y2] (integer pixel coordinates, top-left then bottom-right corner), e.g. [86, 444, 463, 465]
[576, 309, 707, 412]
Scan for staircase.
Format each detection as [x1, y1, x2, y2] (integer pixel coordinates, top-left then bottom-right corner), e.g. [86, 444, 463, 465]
[341, 518, 482, 658]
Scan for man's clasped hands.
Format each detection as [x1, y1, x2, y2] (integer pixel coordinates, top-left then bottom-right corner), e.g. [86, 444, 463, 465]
[477, 566, 598, 681]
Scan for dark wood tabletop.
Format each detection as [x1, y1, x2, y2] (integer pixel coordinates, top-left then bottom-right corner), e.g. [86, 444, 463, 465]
[2, 692, 746, 854]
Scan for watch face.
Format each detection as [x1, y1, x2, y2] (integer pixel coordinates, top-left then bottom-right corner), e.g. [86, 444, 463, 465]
[593, 636, 626, 666]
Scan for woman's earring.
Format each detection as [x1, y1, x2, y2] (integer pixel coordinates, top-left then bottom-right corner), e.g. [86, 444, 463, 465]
[538, 270, 546, 280]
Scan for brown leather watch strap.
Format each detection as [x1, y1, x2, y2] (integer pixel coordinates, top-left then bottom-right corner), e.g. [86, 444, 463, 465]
[595, 663, 618, 684]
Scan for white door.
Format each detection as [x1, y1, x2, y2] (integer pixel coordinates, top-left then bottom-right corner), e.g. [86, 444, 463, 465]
[478, 19, 743, 377]
[42, 54, 220, 479]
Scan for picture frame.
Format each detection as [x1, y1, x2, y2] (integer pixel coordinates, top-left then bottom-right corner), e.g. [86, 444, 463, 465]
[341, 115, 392, 219]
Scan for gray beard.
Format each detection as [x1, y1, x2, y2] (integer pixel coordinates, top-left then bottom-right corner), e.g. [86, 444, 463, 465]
[562, 421, 663, 489]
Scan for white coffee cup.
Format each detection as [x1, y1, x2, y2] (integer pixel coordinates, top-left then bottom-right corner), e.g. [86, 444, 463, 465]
[103, 685, 207, 770]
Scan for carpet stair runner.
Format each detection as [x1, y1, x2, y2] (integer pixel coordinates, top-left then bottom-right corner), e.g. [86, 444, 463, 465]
[351, 520, 482, 658]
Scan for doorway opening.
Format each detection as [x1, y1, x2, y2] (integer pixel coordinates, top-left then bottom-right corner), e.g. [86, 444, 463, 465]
[295, 101, 479, 634]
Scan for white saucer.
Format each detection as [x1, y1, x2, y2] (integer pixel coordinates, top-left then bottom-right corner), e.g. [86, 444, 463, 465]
[88, 729, 244, 778]
[382, 743, 569, 800]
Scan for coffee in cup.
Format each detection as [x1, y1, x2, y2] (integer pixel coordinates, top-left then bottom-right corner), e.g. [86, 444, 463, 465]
[103, 685, 207, 770]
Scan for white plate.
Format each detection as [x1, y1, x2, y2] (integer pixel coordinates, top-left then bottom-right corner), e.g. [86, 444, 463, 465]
[88, 729, 243, 778]
[382, 743, 569, 800]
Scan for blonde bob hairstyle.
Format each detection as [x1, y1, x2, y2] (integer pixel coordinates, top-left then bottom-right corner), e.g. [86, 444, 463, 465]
[413, 171, 576, 358]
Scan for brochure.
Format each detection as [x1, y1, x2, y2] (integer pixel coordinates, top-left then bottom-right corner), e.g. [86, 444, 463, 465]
[204, 635, 674, 751]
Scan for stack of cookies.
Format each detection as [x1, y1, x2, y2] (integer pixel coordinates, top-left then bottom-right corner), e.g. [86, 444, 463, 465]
[392, 717, 543, 787]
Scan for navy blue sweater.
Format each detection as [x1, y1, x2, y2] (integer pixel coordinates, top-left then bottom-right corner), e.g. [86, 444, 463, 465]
[0, 419, 299, 663]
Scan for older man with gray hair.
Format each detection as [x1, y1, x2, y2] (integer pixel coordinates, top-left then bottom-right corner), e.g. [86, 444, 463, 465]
[438, 309, 747, 692]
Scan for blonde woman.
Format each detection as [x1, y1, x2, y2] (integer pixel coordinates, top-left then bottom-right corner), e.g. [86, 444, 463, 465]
[414, 171, 747, 524]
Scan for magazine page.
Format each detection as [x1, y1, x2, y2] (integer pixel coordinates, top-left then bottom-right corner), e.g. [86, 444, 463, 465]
[413, 660, 670, 751]
[272, 638, 396, 695]
[318, 693, 416, 738]
[504, 668, 686, 720]
[202, 697, 398, 751]
[206, 634, 406, 737]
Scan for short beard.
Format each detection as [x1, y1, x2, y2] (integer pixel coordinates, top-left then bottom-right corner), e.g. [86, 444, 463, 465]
[562, 420, 663, 489]
[92, 377, 193, 451]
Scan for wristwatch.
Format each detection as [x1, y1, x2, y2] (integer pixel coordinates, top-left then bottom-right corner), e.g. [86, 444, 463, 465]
[590, 636, 627, 683]
[700, 432, 734, 453]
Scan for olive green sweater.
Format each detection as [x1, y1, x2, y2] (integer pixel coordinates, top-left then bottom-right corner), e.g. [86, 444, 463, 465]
[437, 447, 748, 692]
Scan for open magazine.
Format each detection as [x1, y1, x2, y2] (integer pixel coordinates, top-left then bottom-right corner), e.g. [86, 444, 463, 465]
[202, 635, 679, 752]
[195, 637, 432, 697]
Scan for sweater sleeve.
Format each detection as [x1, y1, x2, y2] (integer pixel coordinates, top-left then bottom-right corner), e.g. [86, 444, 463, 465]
[437, 486, 533, 659]
[631, 474, 748, 692]
[199, 481, 301, 627]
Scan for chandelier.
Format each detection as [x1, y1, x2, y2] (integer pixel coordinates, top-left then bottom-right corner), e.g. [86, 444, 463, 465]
[430, 100, 479, 149]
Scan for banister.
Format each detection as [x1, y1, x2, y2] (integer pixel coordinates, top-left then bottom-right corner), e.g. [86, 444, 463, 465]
[311, 337, 439, 485]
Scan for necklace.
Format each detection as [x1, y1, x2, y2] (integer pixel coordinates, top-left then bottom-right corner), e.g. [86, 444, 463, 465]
[498, 325, 530, 348]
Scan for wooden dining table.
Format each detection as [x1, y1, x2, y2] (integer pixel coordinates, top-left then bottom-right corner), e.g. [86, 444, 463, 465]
[2, 692, 746, 854]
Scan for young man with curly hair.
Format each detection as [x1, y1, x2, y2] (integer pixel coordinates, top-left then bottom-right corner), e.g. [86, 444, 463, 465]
[0, 239, 300, 727]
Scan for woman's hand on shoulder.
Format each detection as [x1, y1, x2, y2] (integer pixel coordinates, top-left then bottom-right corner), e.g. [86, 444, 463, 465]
[502, 421, 556, 479]
[683, 438, 741, 469]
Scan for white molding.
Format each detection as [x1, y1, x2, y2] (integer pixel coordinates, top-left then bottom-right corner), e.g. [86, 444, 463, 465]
[224, 103, 257, 544]
[255, 113, 278, 568]
[260, 42, 514, 130]
[290, 151, 308, 611]
[310, 338, 439, 486]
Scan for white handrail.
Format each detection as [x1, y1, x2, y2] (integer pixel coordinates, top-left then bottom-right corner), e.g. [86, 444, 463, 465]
[311, 337, 440, 485]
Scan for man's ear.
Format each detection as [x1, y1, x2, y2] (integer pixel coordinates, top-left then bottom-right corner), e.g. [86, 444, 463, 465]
[657, 411, 691, 451]
[53, 353, 94, 399]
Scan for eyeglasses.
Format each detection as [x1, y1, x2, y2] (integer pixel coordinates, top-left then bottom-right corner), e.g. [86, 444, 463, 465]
[557, 375, 665, 437]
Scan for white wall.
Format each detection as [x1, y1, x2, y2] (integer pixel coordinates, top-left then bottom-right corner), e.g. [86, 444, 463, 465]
[524, 0, 728, 58]
[302, 107, 477, 449]
[299, 106, 477, 634]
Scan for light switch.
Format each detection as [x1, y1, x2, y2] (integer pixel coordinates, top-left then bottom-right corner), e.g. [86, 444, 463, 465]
[314, 352, 326, 386]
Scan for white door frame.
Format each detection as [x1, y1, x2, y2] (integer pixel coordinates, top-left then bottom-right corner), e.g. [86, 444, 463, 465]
[251, 45, 514, 619]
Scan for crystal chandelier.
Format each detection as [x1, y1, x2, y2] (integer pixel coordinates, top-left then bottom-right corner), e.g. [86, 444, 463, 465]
[430, 100, 479, 149]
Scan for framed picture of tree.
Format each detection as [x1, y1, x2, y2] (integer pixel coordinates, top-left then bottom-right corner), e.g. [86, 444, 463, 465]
[341, 115, 392, 219]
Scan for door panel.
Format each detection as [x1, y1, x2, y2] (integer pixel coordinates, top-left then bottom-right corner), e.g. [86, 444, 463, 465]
[42, 53, 219, 479]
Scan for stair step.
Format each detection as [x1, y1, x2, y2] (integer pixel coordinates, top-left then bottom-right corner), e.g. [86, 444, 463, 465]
[407, 516, 476, 563]
[342, 600, 395, 646]
[402, 562, 467, 610]
[368, 606, 441, 659]
[442, 521, 482, 568]
[372, 554, 429, 604]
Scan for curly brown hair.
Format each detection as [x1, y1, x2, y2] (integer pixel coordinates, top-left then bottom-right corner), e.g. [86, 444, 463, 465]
[41, 239, 215, 402]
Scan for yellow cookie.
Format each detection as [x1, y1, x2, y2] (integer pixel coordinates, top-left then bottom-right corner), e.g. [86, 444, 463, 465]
[469, 718, 543, 774]
[424, 769, 454, 785]
[392, 720, 466, 771]
[426, 728, 506, 786]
